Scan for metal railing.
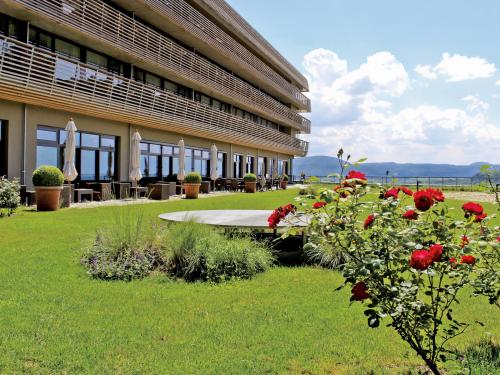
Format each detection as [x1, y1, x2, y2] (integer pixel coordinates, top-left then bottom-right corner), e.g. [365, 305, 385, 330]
[0, 36, 308, 156]
[142, 0, 311, 111]
[12, 0, 311, 133]
[298, 175, 500, 192]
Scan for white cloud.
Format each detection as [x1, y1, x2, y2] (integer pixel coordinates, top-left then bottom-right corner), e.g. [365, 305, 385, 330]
[462, 95, 489, 112]
[302, 49, 500, 164]
[496, 79, 500, 86]
[415, 64, 437, 80]
[415, 53, 496, 82]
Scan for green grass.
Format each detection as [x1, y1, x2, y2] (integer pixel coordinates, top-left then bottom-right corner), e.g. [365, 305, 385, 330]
[0, 190, 498, 374]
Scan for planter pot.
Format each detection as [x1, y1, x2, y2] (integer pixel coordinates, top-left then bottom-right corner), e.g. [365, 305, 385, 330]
[280, 181, 288, 190]
[35, 186, 63, 211]
[184, 183, 200, 199]
[244, 181, 257, 193]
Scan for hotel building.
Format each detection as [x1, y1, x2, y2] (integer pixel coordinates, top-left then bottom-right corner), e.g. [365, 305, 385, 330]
[0, 0, 310, 185]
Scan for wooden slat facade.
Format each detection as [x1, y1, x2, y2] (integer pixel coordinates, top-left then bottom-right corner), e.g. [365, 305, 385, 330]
[0, 37, 309, 156]
[10, 0, 311, 134]
[187, 0, 309, 91]
[140, 0, 311, 111]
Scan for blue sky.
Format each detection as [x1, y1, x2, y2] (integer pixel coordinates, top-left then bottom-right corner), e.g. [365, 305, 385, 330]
[227, 0, 500, 164]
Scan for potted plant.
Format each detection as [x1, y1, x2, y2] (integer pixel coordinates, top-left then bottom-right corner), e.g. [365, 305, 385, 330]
[243, 173, 257, 193]
[32, 166, 64, 211]
[183, 172, 201, 199]
[280, 174, 289, 190]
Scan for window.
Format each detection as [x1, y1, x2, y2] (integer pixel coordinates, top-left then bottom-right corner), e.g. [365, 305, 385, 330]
[233, 154, 243, 178]
[55, 38, 81, 59]
[246, 156, 255, 174]
[192, 148, 210, 177]
[0, 14, 25, 40]
[218, 152, 227, 178]
[36, 126, 117, 181]
[0, 120, 7, 176]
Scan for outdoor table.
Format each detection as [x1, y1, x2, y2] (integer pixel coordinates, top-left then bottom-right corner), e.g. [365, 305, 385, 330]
[74, 188, 93, 203]
[148, 183, 174, 200]
[200, 181, 211, 194]
[159, 210, 310, 242]
[130, 186, 148, 198]
[85, 182, 112, 201]
[112, 182, 130, 199]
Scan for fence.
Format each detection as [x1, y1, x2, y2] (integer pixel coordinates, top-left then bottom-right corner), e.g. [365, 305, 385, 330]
[291, 175, 500, 192]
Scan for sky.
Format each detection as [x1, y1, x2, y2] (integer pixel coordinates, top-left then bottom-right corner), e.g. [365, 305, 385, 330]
[226, 0, 500, 164]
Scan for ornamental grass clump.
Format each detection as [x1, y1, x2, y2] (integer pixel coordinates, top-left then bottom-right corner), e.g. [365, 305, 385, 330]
[81, 211, 165, 281]
[273, 148, 499, 375]
[162, 222, 273, 282]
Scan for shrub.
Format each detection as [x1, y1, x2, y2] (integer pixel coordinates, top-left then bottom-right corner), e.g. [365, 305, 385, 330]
[81, 211, 164, 281]
[243, 173, 257, 182]
[275, 148, 499, 375]
[32, 166, 64, 187]
[162, 222, 273, 282]
[0, 177, 20, 217]
[281, 174, 289, 181]
[184, 172, 201, 184]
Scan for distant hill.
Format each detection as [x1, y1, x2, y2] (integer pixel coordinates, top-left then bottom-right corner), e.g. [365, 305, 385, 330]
[293, 156, 500, 178]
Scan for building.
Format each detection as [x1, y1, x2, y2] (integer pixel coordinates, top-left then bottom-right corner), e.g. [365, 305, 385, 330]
[0, 0, 310, 186]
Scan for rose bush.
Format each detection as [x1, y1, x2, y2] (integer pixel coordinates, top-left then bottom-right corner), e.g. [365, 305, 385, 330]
[271, 149, 499, 375]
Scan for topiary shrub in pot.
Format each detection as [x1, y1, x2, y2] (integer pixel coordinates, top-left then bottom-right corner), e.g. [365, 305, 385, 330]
[183, 172, 201, 199]
[243, 173, 257, 193]
[280, 174, 289, 190]
[32, 165, 64, 211]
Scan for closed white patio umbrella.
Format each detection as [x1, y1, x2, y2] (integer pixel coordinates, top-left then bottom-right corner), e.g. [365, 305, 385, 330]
[129, 130, 142, 182]
[210, 144, 218, 181]
[62, 118, 78, 182]
[177, 139, 185, 181]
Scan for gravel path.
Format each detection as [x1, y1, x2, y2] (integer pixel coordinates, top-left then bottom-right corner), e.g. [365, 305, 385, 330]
[69, 191, 238, 209]
[442, 192, 497, 203]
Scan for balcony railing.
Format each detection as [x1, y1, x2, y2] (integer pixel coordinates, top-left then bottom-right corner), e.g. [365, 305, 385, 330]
[141, 0, 311, 111]
[0, 37, 308, 156]
[189, 0, 309, 91]
[12, 0, 311, 134]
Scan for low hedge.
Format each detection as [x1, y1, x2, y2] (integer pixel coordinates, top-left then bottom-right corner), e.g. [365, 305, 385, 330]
[184, 172, 201, 184]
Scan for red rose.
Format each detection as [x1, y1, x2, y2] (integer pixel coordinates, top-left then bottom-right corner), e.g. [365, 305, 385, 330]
[460, 235, 469, 248]
[462, 202, 483, 216]
[384, 188, 399, 199]
[363, 214, 375, 229]
[399, 186, 414, 196]
[267, 204, 296, 228]
[449, 257, 457, 268]
[460, 255, 476, 265]
[428, 188, 445, 202]
[313, 201, 327, 209]
[474, 213, 487, 222]
[410, 250, 433, 270]
[346, 170, 367, 181]
[497, 235, 500, 243]
[403, 209, 419, 220]
[413, 190, 434, 211]
[429, 244, 443, 262]
[351, 282, 370, 301]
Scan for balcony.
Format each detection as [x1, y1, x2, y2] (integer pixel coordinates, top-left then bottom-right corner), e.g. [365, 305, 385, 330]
[9, 0, 311, 134]
[132, 0, 311, 111]
[187, 0, 309, 91]
[0, 37, 308, 156]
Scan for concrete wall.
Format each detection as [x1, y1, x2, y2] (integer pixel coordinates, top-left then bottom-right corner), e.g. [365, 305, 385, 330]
[0, 99, 294, 186]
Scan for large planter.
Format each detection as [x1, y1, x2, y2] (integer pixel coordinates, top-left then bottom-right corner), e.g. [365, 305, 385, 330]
[280, 181, 288, 190]
[184, 183, 200, 199]
[35, 186, 63, 211]
[244, 181, 257, 193]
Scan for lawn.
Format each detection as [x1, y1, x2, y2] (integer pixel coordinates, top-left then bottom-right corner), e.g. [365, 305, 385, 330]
[0, 189, 498, 374]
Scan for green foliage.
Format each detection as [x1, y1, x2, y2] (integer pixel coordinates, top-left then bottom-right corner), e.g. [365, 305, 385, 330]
[281, 174, 289, 181]
[243, 173, 257, 182]
[162, 222, 274, 282]
[32, 165, 64, 187]
[0, 177, 20, 217]
[81, 211, 164, 280]
[303, 242, 349, 269]
[281, 150, 500, 375]
[184, 172, 201, 184]
[460, 339, 500, 374]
